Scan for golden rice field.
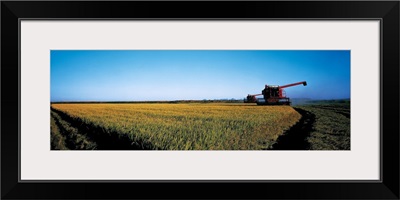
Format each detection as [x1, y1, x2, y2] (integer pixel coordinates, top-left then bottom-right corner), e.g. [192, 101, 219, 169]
[50, 103, 302, 150]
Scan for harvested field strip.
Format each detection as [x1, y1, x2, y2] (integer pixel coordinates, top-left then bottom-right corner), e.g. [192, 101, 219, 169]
[310, 105, 350, 118]
[51, 108, 150, 150]
[296, 105, 350, 150]
[51, 110, 97, 150]
[50, 112, 68, 150]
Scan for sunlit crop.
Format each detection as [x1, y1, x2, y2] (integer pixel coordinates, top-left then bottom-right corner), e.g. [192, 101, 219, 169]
[51, 103, 301, 150]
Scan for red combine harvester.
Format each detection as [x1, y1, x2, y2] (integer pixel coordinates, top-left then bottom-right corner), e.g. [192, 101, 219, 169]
[245, 81, 307, 105]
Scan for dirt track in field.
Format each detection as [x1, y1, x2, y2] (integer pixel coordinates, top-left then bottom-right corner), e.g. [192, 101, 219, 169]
[51, 108, 148, 150]
[269, 108, 315, 150]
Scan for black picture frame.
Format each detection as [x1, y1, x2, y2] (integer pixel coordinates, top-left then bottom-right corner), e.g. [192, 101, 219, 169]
[1, 1, 399, 199]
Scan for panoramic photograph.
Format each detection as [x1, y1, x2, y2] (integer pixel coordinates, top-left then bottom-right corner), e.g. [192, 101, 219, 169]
[50, 50, 350, 150]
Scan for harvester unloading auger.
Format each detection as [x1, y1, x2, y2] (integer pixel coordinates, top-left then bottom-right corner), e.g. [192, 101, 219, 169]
[244, 81, 307, 105]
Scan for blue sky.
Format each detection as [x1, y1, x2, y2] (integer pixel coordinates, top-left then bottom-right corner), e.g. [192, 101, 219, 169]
[50, 50, 350, 102]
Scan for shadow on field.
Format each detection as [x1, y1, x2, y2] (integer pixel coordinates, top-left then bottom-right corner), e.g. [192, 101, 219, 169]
[51, 108, 154, 150]
[269, 108, 315, 150]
